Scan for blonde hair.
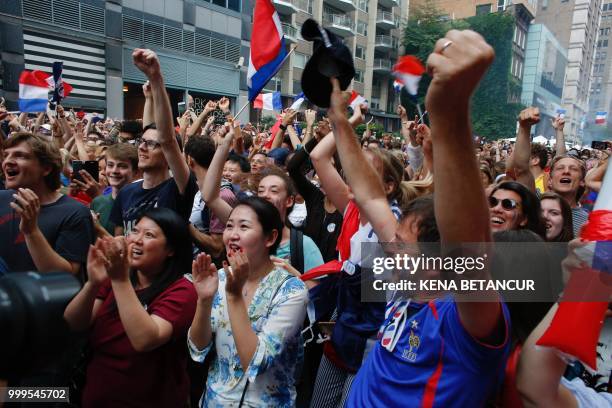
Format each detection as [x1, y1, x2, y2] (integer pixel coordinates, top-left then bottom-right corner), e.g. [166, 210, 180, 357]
[398, 172, 434, 206]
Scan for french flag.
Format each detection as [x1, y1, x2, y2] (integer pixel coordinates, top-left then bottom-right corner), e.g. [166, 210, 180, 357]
[536, 162, 612, 370]
[19, 71, 50, 113]
[393, 55, 425, 96]
[254, 91, 282, 111]
[348, 91, 368, 111]
[247, 0, 287, 101]
[595, 111, 607, 125]
[393, 80, 403, 93]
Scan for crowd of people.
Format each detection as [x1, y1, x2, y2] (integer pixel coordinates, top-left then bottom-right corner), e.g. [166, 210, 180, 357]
[0, 32, 611, 408]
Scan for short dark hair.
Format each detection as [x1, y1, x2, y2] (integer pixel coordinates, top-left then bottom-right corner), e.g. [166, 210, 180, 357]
[3, 132, 61, 190]
[530, 143, 548, 170]
[227, 153, 251, 173]
[184, 136, 216, 169]
[260, 165, 296, 197]
[491, 181, 546, 238]
[232, 196, 283, 253]
[401, 195, 440, 243]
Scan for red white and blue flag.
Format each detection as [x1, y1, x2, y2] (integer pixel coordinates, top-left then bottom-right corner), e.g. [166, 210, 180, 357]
[253, 91, 282, 111]
[595, 111, 607, 125]
[18, 71, 50, 112]
[247, 0, 287, 101]
[348, 90, 368, 111]
[19, 68, 74, 112]
[392, 55, 425, 96]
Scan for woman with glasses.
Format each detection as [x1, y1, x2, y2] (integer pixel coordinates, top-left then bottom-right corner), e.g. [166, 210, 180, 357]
[489, 181, 546, 238]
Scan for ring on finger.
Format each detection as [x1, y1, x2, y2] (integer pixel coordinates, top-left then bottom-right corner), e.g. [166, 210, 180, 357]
[440, 40, 453, 53]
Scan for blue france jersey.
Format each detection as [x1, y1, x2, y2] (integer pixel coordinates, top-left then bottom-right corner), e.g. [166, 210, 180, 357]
[346, 297, 511, 408]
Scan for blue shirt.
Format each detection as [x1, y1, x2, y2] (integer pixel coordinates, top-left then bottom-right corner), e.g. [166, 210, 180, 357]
[346, 297, 511, 408]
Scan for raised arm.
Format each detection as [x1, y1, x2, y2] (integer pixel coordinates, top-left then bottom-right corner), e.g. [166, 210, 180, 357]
[309, 127, 350, 214]
[188, 100, 217, 137]
[328, 88, 397, 241]
[552, 116, 567, 156]
[426, 30, 500, 339]
[506, 107, 538, 193]
[142, 81, 154, 127]
[517, 304, 578, 408]
[201, 122, 237, 225]
[585, 157, 608, 192]
[301, 109, 316, 145]
[133, 49, 191, 194]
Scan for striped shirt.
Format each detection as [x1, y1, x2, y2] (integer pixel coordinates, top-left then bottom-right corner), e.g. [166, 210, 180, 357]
[572, 207, 589, 237]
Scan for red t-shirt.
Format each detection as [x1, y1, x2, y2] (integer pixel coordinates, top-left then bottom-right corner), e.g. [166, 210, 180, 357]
[82, 277, 197, 408]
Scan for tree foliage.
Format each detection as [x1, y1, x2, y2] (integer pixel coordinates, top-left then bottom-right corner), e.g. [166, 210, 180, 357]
[401, 1, 524, 139]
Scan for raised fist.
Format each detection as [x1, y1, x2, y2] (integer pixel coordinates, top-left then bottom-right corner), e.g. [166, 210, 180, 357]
[132, 49, 162, 80]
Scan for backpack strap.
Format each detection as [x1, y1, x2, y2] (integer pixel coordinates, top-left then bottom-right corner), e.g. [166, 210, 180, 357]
[290, 227, 304, 274]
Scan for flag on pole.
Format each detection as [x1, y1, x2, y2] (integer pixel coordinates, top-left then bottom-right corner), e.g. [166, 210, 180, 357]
[247, 0, 287, 101]
[18, 71, 50, 112]
[32, 70, 73, 99]
[393, 80, 403, 93]
[290, 92, 307, 110]
[253, 92, 283, 111]
[392, 55, 425, 96]
[595, 111, 607, 125]
[51, 62, 71, 103]
[556, 108, 566, 119]
[348, 90, 368, 111]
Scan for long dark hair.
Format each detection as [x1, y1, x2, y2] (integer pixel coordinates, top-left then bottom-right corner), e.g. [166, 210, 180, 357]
[230, 196, 283, 254]
[490, 181, 546, 238]
[540, 192, 574, 242]
[129, 208, 192, 308]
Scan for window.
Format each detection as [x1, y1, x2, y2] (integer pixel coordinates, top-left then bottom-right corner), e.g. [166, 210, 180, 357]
[497, 0, 505, 11]
[476, 4, 491, 15]
[355, 45, 365, 59]
[358, 0, 368, 13]
[204, 0, 241, 11]
[357, 21, 367, 36]
[293, 52, 308, 69]
[355, 70, 364, 82]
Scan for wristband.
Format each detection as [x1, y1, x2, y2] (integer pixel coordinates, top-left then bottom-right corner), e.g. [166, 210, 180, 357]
[279, 124, 287, 131]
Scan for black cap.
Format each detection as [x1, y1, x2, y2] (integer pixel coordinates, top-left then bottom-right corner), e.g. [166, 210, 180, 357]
[300, 19, 355, 108]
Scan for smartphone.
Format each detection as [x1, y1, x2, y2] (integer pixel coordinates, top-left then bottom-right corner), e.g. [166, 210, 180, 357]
[72, 160, 99, 182]
[591, 141, 608, 150]
[178, 101, 186, 116]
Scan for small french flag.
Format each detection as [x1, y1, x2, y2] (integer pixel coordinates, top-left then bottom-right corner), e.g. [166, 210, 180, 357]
[595, 111, 607, 125]
[393, 55, 425, 96]
[19, 71, 50, 113]
[348, 90, 368, 111]
[254, 91, 282, 111]
[393, 80, 404, 93]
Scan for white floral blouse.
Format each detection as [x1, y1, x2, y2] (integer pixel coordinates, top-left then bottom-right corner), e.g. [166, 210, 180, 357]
[188, 266, 308, 407]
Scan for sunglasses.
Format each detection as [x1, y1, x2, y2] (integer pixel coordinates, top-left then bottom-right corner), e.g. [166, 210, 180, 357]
[488, 196, 521, 210]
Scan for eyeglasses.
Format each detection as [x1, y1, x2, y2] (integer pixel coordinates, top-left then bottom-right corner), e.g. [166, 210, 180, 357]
[138, 138, 160, 150]
[488, 196, 521, 211]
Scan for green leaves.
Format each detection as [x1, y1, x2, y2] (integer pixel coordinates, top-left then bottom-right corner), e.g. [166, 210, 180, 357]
[401, 2, 524, 140]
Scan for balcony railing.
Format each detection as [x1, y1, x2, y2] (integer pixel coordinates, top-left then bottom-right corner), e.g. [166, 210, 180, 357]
[373, 58, 392, 70]
[282, 23, 298, 41]
[375, 35, 397, 48]
[323, 13, 355, 31]
[376, 10, 399, 27]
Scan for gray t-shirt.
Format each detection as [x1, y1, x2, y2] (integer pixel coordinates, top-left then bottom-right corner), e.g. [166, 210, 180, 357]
[0, 191, 95, 273]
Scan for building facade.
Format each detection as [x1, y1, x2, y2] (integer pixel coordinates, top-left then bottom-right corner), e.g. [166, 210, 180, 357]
[521, 24, 568, 138]
[0, 0, 408, 129]
[409, 0, 536, 21]
[251, 0, 408, 129]
[535, 0, 603, 143]
[588, 1, 612, 129]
